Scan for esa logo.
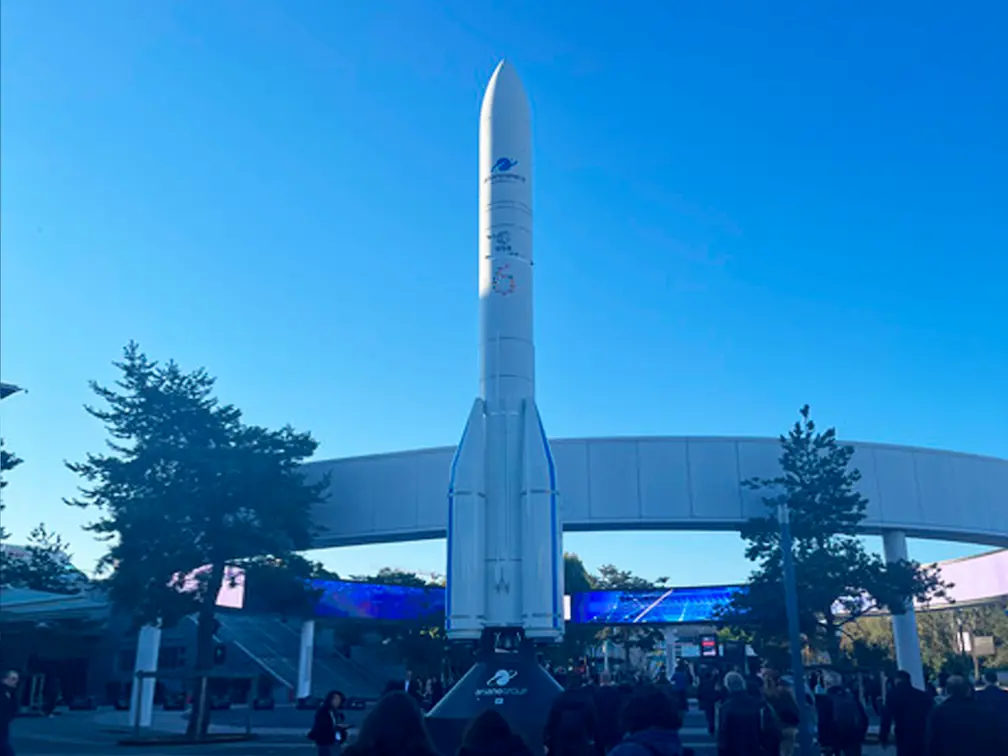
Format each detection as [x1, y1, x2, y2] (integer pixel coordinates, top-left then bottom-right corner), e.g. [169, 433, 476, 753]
[492, 157, 518, 173]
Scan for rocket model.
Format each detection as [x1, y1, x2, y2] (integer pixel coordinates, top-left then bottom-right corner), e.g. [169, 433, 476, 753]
[446, 60, 564, 643]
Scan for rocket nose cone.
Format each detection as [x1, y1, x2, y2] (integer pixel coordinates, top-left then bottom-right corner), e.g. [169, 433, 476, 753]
[481, 59, 529, 122]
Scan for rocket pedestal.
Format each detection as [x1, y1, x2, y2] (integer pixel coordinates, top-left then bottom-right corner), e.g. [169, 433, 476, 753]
[426, 60, 564, 754]
[425, 631, 562, 754]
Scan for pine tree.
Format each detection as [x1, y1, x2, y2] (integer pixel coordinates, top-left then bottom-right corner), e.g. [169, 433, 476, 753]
[0, 439, 23, 541]
[719, 405, 949, 664]
[66, 342, 329, 738]
[1, 524, 81, 594]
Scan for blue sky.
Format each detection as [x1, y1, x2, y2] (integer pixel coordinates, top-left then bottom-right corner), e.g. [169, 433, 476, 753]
[2, 1, 1005, 584]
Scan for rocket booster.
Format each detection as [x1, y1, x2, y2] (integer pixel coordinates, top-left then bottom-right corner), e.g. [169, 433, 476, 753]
[446, 61, 564, 642]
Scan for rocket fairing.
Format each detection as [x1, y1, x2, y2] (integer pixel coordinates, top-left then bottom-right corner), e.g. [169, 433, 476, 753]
[446, 61, 564, 642]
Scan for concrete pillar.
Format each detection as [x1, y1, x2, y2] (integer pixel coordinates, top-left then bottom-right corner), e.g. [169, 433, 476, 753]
[296, 619, 315, 699]
[663, 627, 678, 679]
[129, 624, 162, 728]
[882, 531, 926, 689]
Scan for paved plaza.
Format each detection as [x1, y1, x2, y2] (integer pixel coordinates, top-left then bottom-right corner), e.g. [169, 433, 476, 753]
[8, 706, 889, 756]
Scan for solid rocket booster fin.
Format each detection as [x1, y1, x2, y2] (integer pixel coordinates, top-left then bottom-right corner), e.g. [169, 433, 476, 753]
[446, 398, 487, 640]
[519, 399, 563, 640]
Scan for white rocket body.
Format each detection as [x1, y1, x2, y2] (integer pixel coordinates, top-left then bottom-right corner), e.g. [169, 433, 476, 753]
[447, 61, 564, 642]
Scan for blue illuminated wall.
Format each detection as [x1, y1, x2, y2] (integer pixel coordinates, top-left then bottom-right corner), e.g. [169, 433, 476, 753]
[285, 579, 741, 625]
[567, 585, 742, 625]
[310, 578, 446, 621]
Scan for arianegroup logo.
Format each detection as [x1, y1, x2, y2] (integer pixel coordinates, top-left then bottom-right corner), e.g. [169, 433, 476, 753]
[486, 156, 526, 184]
[487, 669, 518, 687]
[475, 668, 528, 700]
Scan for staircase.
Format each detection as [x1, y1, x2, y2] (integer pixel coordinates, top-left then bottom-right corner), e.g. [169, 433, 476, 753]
[214, 613, 384, 700]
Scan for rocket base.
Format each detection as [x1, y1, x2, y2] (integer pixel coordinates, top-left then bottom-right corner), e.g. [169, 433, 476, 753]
[426, 630, 562, 755]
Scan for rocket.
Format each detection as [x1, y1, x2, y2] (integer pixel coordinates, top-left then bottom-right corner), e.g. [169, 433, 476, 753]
[446, 60, 564, 643]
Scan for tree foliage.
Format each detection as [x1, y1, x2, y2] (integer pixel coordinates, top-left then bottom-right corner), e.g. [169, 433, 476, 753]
[0, 439, 23, 541]
[0, 524, 82, 594]
[239, 554, 336, 619]
[590, 565, 666, 655]
[0, 439, 22, 492]
[65, 342, 328, 737]
[350, 568, 446, 675]
[718, 405, 951, 661]
[844, 602, 1008, 675]
[564, 552, 595, 594]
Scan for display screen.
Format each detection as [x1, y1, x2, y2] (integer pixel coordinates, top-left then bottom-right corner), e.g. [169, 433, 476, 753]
[567, 585, 742, 625]
[246, 578, 741, 625]
[309, 578, 445, 621]
[700, 634, 718, 657]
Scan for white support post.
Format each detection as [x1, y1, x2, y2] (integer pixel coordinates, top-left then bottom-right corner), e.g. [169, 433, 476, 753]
[129, 624, 162, 729]
[883, 531, 926, 689]
[663, 627, 679, 679]
[296, 619, 315, 700]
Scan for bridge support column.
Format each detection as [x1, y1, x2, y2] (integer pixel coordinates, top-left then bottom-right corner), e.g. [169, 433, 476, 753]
[297, 619, 315, 699]
[129, 624, 161, 728]
[663, 627, 678, 679]
[882, 531, 925, 689]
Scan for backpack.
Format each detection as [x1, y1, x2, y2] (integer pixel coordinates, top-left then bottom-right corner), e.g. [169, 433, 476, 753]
[831, 690, 865, 736]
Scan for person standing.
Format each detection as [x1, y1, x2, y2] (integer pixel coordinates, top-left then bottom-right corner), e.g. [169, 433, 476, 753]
[717, 671, 781, 756]
[822, 673, 868, 756]
[879, 670, 932, 756]
[763, 672, 800, 756]
[1, 670, 20, 756]
[697, 670, 720, 736]
[308, 690, 347, 755]
[924, 675, 1002, 755]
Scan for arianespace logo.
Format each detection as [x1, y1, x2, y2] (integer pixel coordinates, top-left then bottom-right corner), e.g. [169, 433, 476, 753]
[486, 156, 526, 185]
[492, 157, 518, 173]
[475, 668, 527, 698]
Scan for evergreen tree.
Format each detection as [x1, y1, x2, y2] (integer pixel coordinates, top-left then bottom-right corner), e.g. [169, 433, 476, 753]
[0, 523, 81, 594]
[0, 439, 23, 541]
[238, 554, 335, 618]
[563, 552, 595, 594]
[66, 342, 328, 738]
[719, 405, 949, 663]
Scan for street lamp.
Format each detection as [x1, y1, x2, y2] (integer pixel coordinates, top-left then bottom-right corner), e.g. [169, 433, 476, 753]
[778, 501, 817, 756]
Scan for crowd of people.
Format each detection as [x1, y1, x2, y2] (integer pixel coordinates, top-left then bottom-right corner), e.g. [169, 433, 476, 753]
[306, 661, 1008, 756]
[2, 658, 1006, 756]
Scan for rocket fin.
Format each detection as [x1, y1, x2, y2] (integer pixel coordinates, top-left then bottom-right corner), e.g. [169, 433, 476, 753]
[446, 398, 487, 640]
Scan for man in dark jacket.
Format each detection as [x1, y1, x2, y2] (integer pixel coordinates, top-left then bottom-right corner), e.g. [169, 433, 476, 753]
[697, 670, 720, 736]
[924, 675, 1002, 756]
[717, 672, 781, 756]
[1, 670, 20, 756]
[593, 672, 625, 753]
[821, 675, 868, 756]
[610, 685, 686, 756]
[879, 670, 932, 756]
[974, 670, 1008, 728]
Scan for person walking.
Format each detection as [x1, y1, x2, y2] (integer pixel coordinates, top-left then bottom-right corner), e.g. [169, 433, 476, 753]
[308, 690, 347, 755]
[879, 671, 932, 756]
[1, 671, 20, 756]
[924, 675, 1002, 756]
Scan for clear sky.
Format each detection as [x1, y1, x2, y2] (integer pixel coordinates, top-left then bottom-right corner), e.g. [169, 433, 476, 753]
[2, 1, 1005, 585]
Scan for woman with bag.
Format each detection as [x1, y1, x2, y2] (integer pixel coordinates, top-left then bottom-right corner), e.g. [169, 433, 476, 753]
[308, 690, 348, 755]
